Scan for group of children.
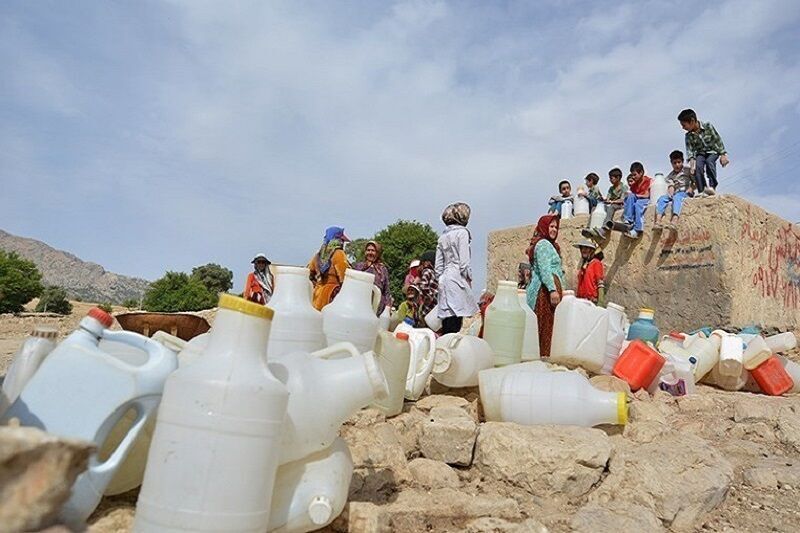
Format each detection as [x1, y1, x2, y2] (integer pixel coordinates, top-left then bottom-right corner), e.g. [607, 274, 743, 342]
[546, 108, 730, 304]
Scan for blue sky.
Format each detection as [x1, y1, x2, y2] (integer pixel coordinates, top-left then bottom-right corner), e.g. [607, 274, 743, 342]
[2, 0, 799, 293]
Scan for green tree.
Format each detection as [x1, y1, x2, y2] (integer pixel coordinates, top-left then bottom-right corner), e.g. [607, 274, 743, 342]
[143, 271, 217, 312]
[190, 263, 233, 294]
[373, 220, 439, 303]
[35, 286, 73, 315]
[122, 298, 140, 309]
[0, 251, 44, 313]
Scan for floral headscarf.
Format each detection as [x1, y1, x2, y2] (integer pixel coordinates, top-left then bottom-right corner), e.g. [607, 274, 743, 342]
[527, 214, 561, 262]
[317, 226, 347, 275]
[441, 202, 471, 226]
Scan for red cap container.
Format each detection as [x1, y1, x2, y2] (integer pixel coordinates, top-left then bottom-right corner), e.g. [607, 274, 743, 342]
[88, 307, 114, 328]
[613, 339, 665, 391]
[750, 355, 794, 396]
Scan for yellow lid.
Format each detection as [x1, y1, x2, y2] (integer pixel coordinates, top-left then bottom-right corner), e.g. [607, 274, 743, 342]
[218, 293, 274, 320]
[617, 392, 628, 425]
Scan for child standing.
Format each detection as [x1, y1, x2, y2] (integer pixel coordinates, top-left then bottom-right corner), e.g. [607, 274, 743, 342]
[655, 150, 694, 230]
[548, 180, 573, 215]
[623, 162, 652, 239]
[678, 108, 730, 196]
[574, 240, 605, 306]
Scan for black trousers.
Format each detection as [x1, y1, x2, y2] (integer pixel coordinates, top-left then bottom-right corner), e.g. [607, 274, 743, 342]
[441, 316, 463, 334]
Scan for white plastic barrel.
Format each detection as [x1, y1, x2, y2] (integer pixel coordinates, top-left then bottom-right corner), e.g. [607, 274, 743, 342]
[371, 330, 411, 417]
[0, 326, 58, 414]
[590, 202, 607, 230]
[550, 291, 609, 373]
[657, 332, 719, 381]
[268, 266, 325, 357]
[766, 332, 797, 353]
[651, 172, 668, 203]
[431, 333, 494, 388]
[483, 281, 526, 367]
[717, 331, 744, 377]
[393, 323, 436, 400]
[322, 269, 381, 353]
[601, 303, 628, 375]
[517, 289, 540, 361]
[743, 336, 772, 370]
[478, 361, 550, 421]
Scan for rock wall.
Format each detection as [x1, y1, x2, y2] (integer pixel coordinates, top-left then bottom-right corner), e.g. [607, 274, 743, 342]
[487, 195, 800, 332]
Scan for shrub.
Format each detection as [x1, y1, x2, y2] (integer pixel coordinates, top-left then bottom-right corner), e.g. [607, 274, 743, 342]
[98, 302, 114, 314]
[143, 271, 217, 312]
[190, 263, 233, 294]
[373, 220, 439, 303]
[122, 298, 140, 309]
[0, 251, 44, 313]
[35, 286, 73, 315]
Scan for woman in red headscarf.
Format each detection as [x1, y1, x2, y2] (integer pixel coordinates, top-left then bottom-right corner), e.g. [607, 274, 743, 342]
[524, 214, 565, 357]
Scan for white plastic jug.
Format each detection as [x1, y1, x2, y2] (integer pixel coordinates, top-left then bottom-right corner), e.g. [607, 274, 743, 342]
[322, 269, 381, 353]
[702, 360, 749, 391]
[483, 281, 526, 367]
[134, 295, 288, 533]
[766, 332, 797, 353]
[651, 172, 668, 203]
[777, 356, 800, 394]
[425, 306, 443, 331]
[499, 371, 627, 427]
[478, 361, 551, 421]
[431, 333, 494, 388]
[646, 354, 696, 396]
[574, 188, 590, 215]
[394, 322, 437, 400]
[0, 326, 58, 414]
[589, 202, 607, 230]
[601, 303, 628, 375]
[560, 199, 573, 219]
[268, 437, 353, 533]
[743, 335, 772, 370]
[1, 308, 177, 525]
[717, 331, 744, 377]
[517, 289, 540, 361]
[269, 342, 388, 464]
[269, 266, 325, 358]
[379, 306, 391, 331]
[371, 330, 411, 417]
[550, 290, 609, 373]
[657, 332, 718, 381]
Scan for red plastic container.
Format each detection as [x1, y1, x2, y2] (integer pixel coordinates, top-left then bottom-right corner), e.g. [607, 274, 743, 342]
[613, 339, 665, 391]
[750, 355, 794, 396]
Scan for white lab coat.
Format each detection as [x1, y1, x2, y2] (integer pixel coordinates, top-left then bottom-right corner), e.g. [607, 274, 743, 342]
[435, 225, 479, 319]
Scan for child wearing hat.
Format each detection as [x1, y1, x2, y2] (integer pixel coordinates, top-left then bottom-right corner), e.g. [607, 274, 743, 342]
[574, 240, 605, 306]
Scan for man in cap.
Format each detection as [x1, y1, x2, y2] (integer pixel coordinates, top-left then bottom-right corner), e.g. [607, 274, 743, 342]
[244, 253, 274, 305]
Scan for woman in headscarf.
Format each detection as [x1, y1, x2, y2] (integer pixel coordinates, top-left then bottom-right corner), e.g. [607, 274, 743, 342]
[308, 226, 351, 311]
[435, 202, 479, 334]
[354, 240, 391, 315]
[525, 214, 565, 358]
[417, 250, 438, 320]
[244, 253, 274, 305]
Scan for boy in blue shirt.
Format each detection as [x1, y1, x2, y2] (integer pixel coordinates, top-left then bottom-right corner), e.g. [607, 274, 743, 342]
[548, 180, 573, 215]
[678, 108, 730, 197]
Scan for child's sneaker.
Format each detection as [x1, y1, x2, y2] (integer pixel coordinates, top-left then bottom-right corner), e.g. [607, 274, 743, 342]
[624, 229, 640, 239]
[704, 187, 716, 196]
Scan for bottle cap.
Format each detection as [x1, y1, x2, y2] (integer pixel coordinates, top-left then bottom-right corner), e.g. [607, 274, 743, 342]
[396, 332, 410, 340]
[31, 326, 58, 340]
[218, 293, 273, 320]
[88, 307, 114, 328]
[617, 392, 628, 425]
[308, 496, 333, 525]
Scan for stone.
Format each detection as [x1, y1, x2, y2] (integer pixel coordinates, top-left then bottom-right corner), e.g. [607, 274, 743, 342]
[466, 517, 549, 533]
[474, 422, 611, 502]
[591, 432, 733, 532]
[385, 411, 424, 458]
[571, 501, 664, 532]
[733, 397, 784, 423]
[418, 406, 478, 466]
[777, 408, 800, 452]
[743, 458, 800, 489]
[335, 501, 390, 533]
[623, 400, 671, 443]
[408, 458, 460, 489]
[0, 427, 93, 533]
[590, 375, 631, 394]
[413, 394, 479, 423]
[344, 407, 386, 428]
[341, 422, 411, 503]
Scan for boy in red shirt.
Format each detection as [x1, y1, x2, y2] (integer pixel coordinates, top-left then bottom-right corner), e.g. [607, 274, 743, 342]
[622, 161, 652, 239]
[574, 240, 605, 306]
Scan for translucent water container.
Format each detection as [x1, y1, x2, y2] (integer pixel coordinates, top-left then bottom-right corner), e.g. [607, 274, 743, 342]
[550, 290, 609, 373]
[0, 326, 58, 414]
[574, 189, 590, 215]
[716, 331, 744, 377]
[590, 202, 607, 230]
[743, 335, 772, 370]
[478, 361, 551, 421]
[483, 281, 526, 367]
[322, 269, 381, 353]
[627, 308, 660, 345]
[651, 172, 668, 203]
[268, 266, 325, 358]
[657, 332, 719, 381]
[517, 289, 540, 361]
[560, 199, 573, 219]
[600, 303, 628, 375]
[393, 323, 437, 400]
[431, 333, 494, 388]
[499, 371, 627, 427]
[370, 330, 411, 417]
[766, 332, 797, 353]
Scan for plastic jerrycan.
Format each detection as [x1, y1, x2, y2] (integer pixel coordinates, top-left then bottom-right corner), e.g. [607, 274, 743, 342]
[589, 202, 607, 230]
[268, 342, 388, 465]
[743, 336, 772, 370]
[612, 339, 665, 391]
[322, 269, 381, 353]
[392, 323, 437, 400]
[627, 308, 660, 345]
[0, 309, 177, 525]
[550, 290, 609, 373]
[269, 266, 325, 358]
[766, 332, 798, 353]
[370, 330, 411, 417]
[750, 356, 794, 396]
[715, 330, 744, 377]
[601, 303, 628, 375]
[483, 281, 526, 367]
[378, 306, 391, 331]
[517, 289, 540, 361]
[478, 361, 551, 421]
[777, 356, 800, 394]
[651, 173, 668, 203]
[574, 188, 590, 215]
[560, 199, 573, 219]
[499, 371, 627, 427]
[0, 326, 58, 414]
[657, 332, 719, 381]
[646, 354, 697, 396]
[268, 437, 353, 533]
[702, 359, 750, 391]
[134, 295, 288, 533]
[431, 333, 494, 388]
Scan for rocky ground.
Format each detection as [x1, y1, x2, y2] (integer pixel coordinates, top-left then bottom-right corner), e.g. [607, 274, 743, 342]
[2, 305, 800, 532]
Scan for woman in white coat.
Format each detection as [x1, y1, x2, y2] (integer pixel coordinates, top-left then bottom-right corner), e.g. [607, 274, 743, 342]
[435, 202, 479, 334]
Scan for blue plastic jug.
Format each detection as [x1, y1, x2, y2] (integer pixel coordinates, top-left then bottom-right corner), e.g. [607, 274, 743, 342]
[627, 308, 660, 345]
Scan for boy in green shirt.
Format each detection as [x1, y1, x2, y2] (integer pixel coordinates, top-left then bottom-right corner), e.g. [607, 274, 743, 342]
[583, 167, 628, 241]
[678, 108, 730, 197]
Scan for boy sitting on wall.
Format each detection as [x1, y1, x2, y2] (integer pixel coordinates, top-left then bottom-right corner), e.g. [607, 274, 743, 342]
[623, 162, 652, 239]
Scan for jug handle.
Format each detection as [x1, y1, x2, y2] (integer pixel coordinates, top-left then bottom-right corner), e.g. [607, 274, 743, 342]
[101, 330, 176, 373]
[371, 286, 382, 313]
[150, 330, 188, 353]
[311, 342, 361, 360]
[448, 334, 463, 350]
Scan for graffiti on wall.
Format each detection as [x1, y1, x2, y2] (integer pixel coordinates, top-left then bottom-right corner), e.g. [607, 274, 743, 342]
[741, 207, 800, 309]
[657, 227, 716, 271]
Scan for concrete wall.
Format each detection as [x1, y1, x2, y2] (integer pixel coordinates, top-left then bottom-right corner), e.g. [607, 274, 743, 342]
[487, 196, 800, 333]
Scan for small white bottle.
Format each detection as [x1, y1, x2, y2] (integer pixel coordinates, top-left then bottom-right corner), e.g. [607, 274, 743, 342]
[765, 332, 797, 353]
[0, 326, 58, 414]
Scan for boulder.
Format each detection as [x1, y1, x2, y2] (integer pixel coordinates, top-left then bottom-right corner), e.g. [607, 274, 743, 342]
[466, 517, 548, 533]
[341, 422, 411, 503]
[474, 422, 611, 502]
[408, 458, 460, 489]
[385, 411, 425, 458]
[571, 501, 664, 532]
[733, 397, 784, 423]
[418, 406, 478, 466]
[0, 427, 93, 533]
[591, 432, 733, 531]
[413, 394, 479, 423]
[777, 407, 800, 452]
